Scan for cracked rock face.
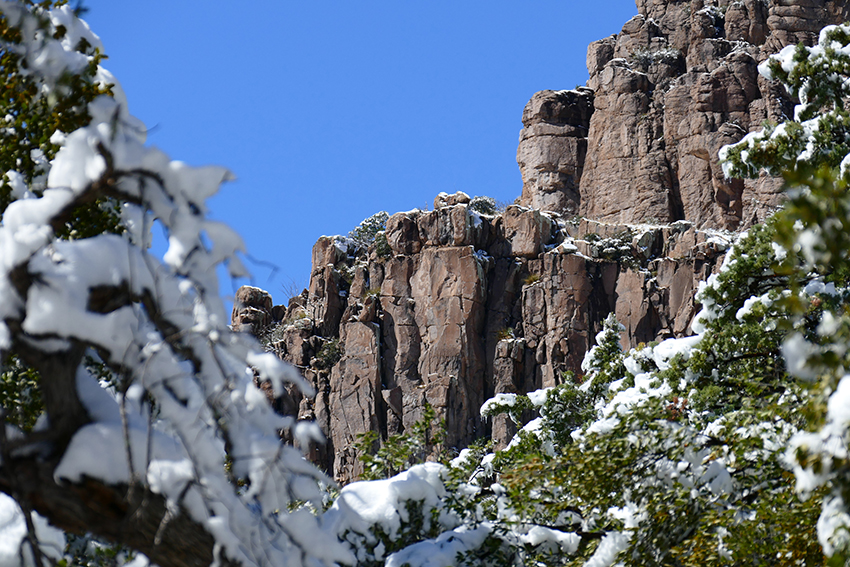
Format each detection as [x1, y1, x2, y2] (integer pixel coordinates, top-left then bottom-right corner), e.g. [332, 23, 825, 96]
[241, 195, 730, 482]
[519, 0, 850, 230]
[517, 89, 594, 216]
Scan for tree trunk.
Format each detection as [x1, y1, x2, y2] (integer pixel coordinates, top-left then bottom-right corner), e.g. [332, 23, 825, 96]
[0, 451, 235, 567]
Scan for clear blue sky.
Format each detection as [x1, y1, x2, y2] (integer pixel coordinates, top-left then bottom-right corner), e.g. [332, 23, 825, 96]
[82, 1, 638, 306]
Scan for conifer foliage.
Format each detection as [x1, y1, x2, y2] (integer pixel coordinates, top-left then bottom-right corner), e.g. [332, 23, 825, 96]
[722, 23, 850, 562]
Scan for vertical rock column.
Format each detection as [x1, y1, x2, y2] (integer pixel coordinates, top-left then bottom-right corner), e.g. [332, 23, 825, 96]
[521, 253, 609, 389]
[411, 244, 489, 449]
[329, 321, 383, 483]
[380, 252, 422, 435]
[579, 45, 676, 225]
[517, 89, 594, 215]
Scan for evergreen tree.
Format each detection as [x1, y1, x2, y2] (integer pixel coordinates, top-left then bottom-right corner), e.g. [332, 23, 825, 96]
[722, 22, 850, 563]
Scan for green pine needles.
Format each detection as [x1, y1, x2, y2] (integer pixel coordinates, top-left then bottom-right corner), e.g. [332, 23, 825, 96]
[356, 402, 447, 481]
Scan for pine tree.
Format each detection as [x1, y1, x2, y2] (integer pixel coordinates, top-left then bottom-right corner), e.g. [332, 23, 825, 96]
[722, 22, 850, 563]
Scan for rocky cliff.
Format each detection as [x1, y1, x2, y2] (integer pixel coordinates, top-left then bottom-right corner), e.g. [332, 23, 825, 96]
[519, 0, 849, 229]
[234, 0, 850, 483]
[234, 198, 730, 482]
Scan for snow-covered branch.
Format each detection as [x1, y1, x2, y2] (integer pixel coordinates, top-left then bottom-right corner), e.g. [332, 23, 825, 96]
[0, 4, 350, 567]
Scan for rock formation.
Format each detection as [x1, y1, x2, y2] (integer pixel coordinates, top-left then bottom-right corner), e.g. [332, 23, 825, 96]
[231, 0, 850, 482]
[231, 285, 273, 334]
[517, 89, 594, 215]
[235, 195, 730, 482]
[519, 0, 850, 230]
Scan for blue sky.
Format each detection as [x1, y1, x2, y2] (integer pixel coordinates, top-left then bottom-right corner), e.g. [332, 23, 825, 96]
[82, 1, 637, 306]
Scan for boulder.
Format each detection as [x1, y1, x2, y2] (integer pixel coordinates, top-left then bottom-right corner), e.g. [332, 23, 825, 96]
[434, 191, 472, 208]
[500, 206, 555, 258]
[386, 211, 422, 255]
[231, 285, 273, 335]
[418, 204, 488, 249]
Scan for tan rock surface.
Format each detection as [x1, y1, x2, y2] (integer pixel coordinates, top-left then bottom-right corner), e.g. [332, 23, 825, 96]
[386, 211, 422, 255]
[411, 246, 488, 446]
[501, 205, 555, 259]
[329, 322, 382, 483]
[517, 89, 594, 214]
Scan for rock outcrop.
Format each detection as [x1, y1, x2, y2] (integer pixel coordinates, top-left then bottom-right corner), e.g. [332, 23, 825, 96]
[518, 0, 850, 230]
[231, 286, 273, 334]
[234, 0, 850, 483]
[237, 193, 730, 482]
[517, 89, 594, 215]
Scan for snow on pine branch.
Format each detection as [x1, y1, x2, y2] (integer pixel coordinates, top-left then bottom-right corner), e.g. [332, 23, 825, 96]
[719, 23, 850, 181]
[0, 2, 100, 90]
